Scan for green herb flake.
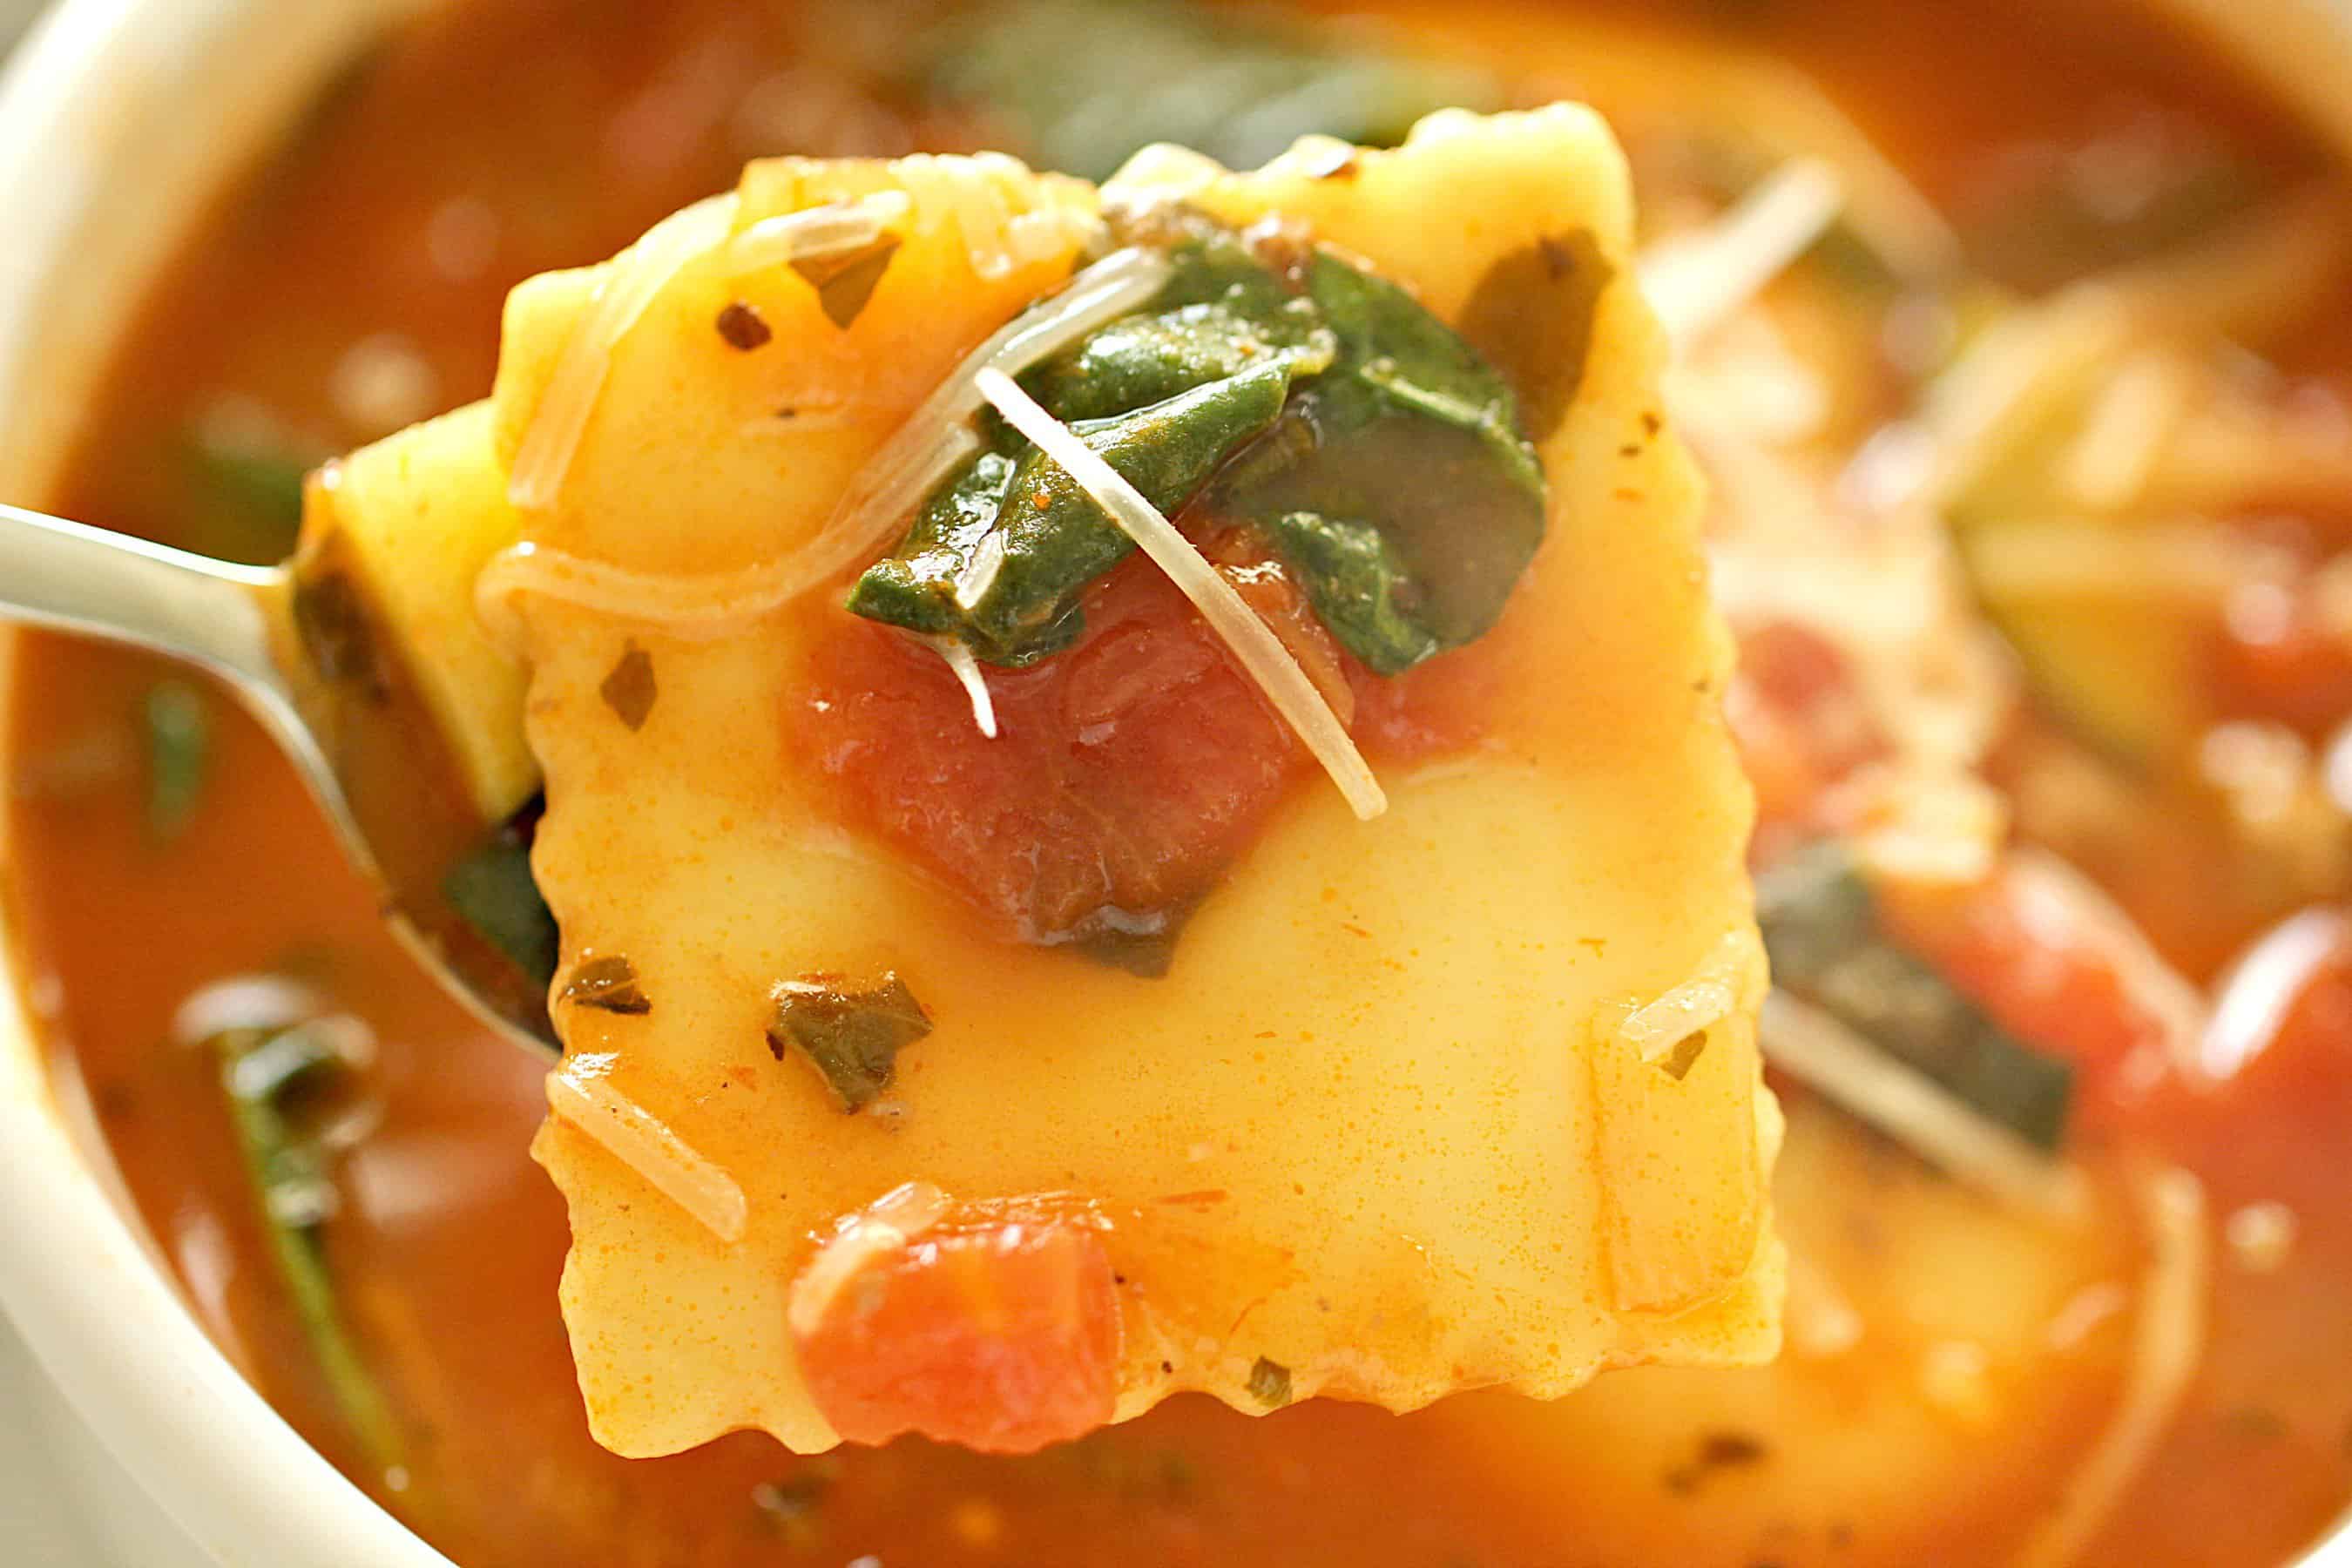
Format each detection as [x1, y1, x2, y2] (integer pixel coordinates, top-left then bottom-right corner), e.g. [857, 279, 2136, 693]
[208, 1019, 405, 1481]
[180, 425, 314, 564]
[767, 972, 934, 1112]
[1756, 843, 2075, 1152]
[793, 233, 902, 330]
[292, 568, 389, 703]
[1454, 230, 1613, 443]
[1658, 1030, 1709, 1082]
[598, 643, 658, 732]
[1246, 1355, 1293, 1409]
[443, 835, 558, 990]
[142, 679, 212, 843]
[562, 955, 651, 1017]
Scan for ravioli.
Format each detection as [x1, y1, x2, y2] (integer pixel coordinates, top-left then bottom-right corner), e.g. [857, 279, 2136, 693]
[434, 111, 1781, 1456]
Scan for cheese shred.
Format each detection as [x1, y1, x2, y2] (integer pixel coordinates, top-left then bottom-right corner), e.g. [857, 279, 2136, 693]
[1616, 928, 1752, 1071]
[786, 1180, 954, 1341]
[2014, 1166, 2209, 1568]
[921, 633, 1000, 740]
[973, 366, 1388, 821]
[1639, 159, 1846, 351]
[723, 192, 911, 278]
[476, 249, 1175, 649]
[508, 194, 741, 513]
[1759, 989, 2091, 1221]
[548, 1061, 748, 1245]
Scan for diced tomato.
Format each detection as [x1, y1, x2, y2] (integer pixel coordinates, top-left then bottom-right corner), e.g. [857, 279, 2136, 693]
[1200, 527, 1355, 727]
[801, 549, 1489, 956]
[1877, 857, 2186, 1125]
[2209, 578, 2352, 740]
[2199, 909, 2352, 1122]
[2133, 909, 2352, 1192]
[792, 1216, 1122, 1454]
[1725, 619, 1888, 854]
[801, 558, 1306, 955]
[1345, 645, 1497, 761]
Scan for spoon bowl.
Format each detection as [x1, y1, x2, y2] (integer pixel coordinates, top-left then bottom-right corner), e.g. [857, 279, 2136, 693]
[0, 499, 557, 1055]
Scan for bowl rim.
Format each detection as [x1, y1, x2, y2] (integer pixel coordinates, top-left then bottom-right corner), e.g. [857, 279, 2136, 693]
[0, 1, 454, 1563]
[3, 2, 2352, 1566]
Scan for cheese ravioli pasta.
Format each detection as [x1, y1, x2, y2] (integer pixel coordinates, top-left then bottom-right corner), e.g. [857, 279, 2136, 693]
[333, 107, 1781, 1456]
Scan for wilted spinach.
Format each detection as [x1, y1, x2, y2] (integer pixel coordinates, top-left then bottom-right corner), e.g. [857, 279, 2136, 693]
[849, 215, 1549, 676]
[920, 0, 1499, 182]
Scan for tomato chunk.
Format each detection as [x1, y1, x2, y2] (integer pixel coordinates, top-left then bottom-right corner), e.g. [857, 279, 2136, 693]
[792, 1214, 1122, 1454]
[1726, 619, 1888, 857]
[2210, 570, 2352, 740]
[2201, 909, 2352, 1118]
[801, 558, 1304, 966]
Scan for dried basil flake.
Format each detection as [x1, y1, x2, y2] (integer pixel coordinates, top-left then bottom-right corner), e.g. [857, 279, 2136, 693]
[1246, 1356, 1292, 1409]
[716, 301, 774, 351]
[1658, 1030, 1708, 1082]
[793, 233, 902, 331]
[598, 644, 658, 732]
[563, 955, 651, 1016]
[767, 972, 933, 1112]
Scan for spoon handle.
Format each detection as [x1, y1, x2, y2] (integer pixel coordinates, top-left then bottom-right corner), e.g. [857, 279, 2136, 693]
[0, 502, 285, 688]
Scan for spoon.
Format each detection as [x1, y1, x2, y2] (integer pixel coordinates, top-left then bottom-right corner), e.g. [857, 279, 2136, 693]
[0, 500, 558, 1056]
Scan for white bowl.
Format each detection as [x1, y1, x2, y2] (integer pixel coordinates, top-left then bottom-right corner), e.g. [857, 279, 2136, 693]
[1, 2, 2351, 1565]
[0, 8, 451, 1564]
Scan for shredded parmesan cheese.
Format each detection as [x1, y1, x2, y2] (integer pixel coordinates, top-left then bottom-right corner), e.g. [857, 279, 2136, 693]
[1760, 989, 2092, 1221]
[921, 634, 1000, 740]
[2014, 1166, 2208, 1568]
[1639, 159, 1846, 352]
[784, 247, 1173, 616]
[974, 366, 1387, 821]
[787, 1180, 953, 1340]
[1616, 928, 1752, 1072]
[509, 194, 741, 513]
[474, 542, 810, 649]
[548, 1060, 747, 1245]
[723, 191, 912, 277]
[477, 250, 1173, 652]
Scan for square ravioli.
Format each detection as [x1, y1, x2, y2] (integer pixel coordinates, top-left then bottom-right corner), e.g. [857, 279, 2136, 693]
[444, 109, 1781, 1456]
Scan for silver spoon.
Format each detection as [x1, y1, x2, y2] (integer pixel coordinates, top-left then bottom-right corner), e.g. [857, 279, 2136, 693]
[0, 500, 558, 1056]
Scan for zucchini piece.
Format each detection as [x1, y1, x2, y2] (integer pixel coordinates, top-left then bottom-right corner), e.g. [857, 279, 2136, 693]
[1956, 517, 2241, 767]
[1757, 843, 2075, 1152]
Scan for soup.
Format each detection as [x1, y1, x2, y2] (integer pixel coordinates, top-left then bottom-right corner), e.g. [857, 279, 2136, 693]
[9, 0, 2352, 1564]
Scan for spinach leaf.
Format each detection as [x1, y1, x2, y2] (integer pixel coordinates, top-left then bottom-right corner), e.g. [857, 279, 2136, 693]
[1214, 255, 1547, 674]
[767, 973, 934, 1112]
[142, 679, 212, 843]
[210, 1020, 405, 1479]
[443, 835, 558, 990]
[1756, 843, 2076, 1152]
[850, 219, 1548, 677]
[921, 0, 1498, 183]
[1454, 230, 1614, 443]
[848, 357, 1299, 666]
[179, 424, 315, 564]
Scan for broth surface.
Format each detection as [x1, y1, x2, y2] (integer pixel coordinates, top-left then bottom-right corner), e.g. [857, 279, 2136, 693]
[9, 1, 2352, 1564]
